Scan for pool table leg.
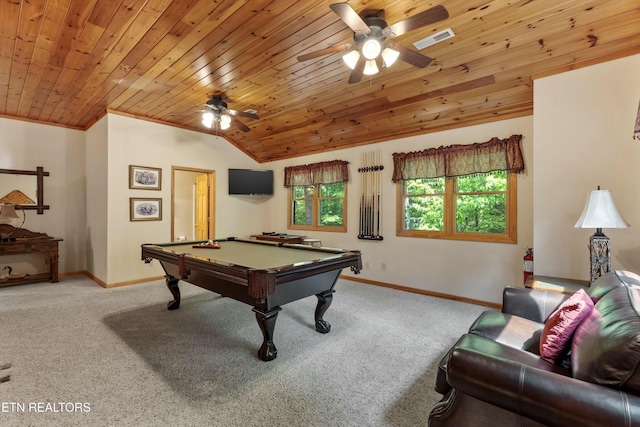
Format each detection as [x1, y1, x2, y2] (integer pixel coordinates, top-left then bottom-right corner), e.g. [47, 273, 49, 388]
[315, 289, 335, 333]
[252, 307, 282, 361]
[165, 275, 181, 310]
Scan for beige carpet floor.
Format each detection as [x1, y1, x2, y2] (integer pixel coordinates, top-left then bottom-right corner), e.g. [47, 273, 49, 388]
[0, 275, 487, 426]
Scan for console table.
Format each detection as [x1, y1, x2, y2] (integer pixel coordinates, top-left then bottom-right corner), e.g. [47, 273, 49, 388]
[525, 274, 589, 294]
[0, 224, 63, 287]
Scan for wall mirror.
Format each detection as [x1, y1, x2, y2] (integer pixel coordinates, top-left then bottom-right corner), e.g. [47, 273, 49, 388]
[0, 167, 50, 214]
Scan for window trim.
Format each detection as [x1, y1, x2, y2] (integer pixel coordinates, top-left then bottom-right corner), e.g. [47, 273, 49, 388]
[288, 183, 348, 233]
[396, 172, 517, 243]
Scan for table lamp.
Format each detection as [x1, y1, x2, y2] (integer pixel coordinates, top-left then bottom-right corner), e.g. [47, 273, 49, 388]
[0, 203, 26, 242]
[574, 186, 629, 282]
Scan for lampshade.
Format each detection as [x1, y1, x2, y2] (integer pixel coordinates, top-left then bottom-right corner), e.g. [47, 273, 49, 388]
[220, 113, 231, 130]
[342, 50, 360, 70]
[363, 59, 379, 76]
[381, 47, 400, 68]
[0, 204, 20, 219]
[574, 188, 629, 229]
[361, 38, 381, 60]
[201, 111, 214, 128]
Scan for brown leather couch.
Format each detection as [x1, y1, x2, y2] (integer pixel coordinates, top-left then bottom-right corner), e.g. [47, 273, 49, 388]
[429, 270, 640, 427]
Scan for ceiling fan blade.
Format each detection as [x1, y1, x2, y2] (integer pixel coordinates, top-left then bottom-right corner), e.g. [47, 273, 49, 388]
[330, 3, 370, 33]
[228, 109, 259, 120]
[297, 43, 351, 62]
[348, 55, 366, 84]
[387, 43, 433, 68]
[233, 118, 251, 132]
[385, 5, 449, 37]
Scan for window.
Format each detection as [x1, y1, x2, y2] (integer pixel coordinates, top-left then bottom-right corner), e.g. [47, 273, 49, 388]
[392, 134, 523, 243]
[289, 182, 347, 232]
[398, 171, 517, 242]
[285, 160, 349, 232]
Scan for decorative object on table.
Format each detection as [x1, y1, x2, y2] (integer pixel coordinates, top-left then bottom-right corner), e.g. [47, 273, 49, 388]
[193, 240, 220, 249]
[0, 203, 25, 242]
[634, 100, 640, 140]
[129, 198, 162, 221]
[297, 3, 450, 84]
[574, 186, 629, 282]
[3, 266, 27, 280]
[129, 165, 162, 190]
[358, 150, 383, 240]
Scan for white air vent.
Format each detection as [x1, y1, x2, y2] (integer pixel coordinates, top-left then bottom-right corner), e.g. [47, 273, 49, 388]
[413, 28, 455, 50]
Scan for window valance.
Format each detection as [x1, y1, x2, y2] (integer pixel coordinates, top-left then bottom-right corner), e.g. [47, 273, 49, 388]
[391, 134, 524, 182]
[284, 160, 349, 187]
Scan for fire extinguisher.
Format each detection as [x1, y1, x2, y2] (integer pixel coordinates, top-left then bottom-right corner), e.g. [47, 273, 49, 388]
[523, 247, 534, 284]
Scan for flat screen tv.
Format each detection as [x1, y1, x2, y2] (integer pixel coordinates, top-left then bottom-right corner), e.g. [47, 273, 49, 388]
[228, 169, 274, 195]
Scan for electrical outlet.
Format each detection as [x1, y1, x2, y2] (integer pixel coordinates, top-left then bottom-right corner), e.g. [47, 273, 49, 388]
[381, 263, 386, 271]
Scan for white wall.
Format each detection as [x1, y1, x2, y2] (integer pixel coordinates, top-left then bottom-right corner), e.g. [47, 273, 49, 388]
[0, 117, 86, 274]
[534, 53, 640, 280]
[264, 116, 534, 304]
[85, 116, 109, 281]
[102, 114, 272, 285]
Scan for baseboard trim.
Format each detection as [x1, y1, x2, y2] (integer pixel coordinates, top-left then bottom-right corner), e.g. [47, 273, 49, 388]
[60, 271, 499, 309]
[60, 271, 164, 289]
[340, 275, 501, 309]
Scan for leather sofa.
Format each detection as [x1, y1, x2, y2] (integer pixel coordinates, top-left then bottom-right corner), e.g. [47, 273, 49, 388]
[429, 270, 640, 427]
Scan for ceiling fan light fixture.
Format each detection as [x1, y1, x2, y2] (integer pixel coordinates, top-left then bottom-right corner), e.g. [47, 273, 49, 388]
[362, 38, 382, 60]
[342, 50, 360, 69]
[220, 113, 231, 130]
[363, 59, 379, 76]
[381, 47, 400, 67]
[202, 111, 214, 128]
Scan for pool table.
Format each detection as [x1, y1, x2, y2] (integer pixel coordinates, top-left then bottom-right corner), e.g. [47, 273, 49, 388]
[141, 237, 361, 361]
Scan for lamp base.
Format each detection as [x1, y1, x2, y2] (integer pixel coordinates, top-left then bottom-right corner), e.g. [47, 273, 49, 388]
[589, 233, 610, 283]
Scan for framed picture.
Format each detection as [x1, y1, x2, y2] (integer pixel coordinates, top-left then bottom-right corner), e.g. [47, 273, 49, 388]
[129, 165, 161, 190]
[130, 198, 162, 221]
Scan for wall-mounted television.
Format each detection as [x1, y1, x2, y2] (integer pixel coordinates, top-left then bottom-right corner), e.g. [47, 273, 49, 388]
[228, 169, 274, 195]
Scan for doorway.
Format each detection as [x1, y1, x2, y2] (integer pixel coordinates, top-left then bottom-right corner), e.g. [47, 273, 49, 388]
[171, 166, 215, 242]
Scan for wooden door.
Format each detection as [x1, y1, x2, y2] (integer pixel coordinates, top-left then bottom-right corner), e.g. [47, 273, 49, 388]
[195, 173, 209, 240]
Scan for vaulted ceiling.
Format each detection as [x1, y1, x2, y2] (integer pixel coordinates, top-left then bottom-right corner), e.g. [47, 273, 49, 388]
[1, 1, 639, 162]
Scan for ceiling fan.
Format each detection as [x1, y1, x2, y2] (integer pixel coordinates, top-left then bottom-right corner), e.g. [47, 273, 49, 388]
[201, 95, 259, 132]
[297, 3, 449, 84]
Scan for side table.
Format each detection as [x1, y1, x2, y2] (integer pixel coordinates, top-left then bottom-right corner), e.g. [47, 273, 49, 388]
[525, 275, 589, 294]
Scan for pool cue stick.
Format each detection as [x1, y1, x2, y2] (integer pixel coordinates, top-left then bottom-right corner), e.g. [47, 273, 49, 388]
[375, 150, 381, 237]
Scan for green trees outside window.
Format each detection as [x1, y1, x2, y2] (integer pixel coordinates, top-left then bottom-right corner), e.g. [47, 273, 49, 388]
[399, 171, 516, 243]
[291, 183, 346, 231]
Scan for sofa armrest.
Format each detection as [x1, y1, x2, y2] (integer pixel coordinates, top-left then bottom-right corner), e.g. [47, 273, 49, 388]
[502, 286, 569, 323]
[447, 334, 640, 427]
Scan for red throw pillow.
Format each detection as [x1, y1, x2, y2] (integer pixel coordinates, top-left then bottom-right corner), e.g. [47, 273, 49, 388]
[540, 289, 594, 364]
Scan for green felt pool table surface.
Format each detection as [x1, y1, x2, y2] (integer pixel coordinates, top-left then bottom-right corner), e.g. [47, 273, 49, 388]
[141, 238, 362, 361]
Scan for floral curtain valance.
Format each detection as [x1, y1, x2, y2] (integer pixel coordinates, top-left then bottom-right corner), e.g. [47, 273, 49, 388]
[284, 160, 349, 187]
[391, 134, 524, 182]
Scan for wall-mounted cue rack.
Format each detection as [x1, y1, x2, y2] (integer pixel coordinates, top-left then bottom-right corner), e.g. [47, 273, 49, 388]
[358, 150, 383, 241]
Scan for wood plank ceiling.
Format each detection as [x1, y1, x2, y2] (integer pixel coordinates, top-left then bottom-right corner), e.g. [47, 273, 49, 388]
[1, 0, 639, 162]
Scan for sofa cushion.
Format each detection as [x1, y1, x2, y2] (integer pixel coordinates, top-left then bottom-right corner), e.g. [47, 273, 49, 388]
[588, 270, 640, 302]
[468, 311, 543, 353]
[572, 285, 640, 392]
[539, 289, 594, 364]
